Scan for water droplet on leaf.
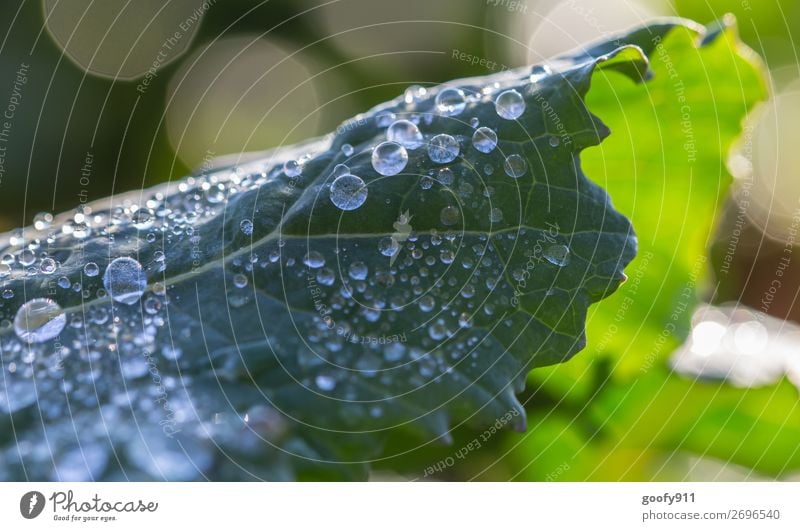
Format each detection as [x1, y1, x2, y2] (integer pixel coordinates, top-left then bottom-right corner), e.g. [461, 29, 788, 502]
[437, 167, 454, 186]
[379, 237, 400, 257]
[330, 174, 368, 211]
[14, 298, 66, 343]
[19, 250, 35, 266]
[435, 87, 466, 116]
[348, 261, 368, 280]
[404, 85, 427, 104]
[333, 164, 350, 178]
[316, 268, 335, 286]
[503, 154, 527, 178]
[472, 127, 498, 153]
[372, 142, 408, 176]
[84, 262, 100, 277]
[315, 374, 336, 391]
[387, 119, 424, 149]
[428, 134, 459, 164]
[375, 111, 396, 128]
[543, 244, 570, 267]
[283, 160, 302, 177]
[103, 257, 147, 305]
[428, 320, 448, 341]
[440, 206, 460, 226]
[40, 258, 57, 274]
[495, 89, 525, 119]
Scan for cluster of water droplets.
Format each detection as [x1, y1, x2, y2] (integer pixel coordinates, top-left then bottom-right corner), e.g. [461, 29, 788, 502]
[289, 64, 580, 403]
[0, 60, 583, 479]
[327, 67, 570, 214]
[267, 215, 573, 408]
[0, 158, 335, 478]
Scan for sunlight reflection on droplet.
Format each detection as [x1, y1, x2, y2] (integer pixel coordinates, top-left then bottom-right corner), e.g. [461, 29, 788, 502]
[731, 321, 768, 355]
[690, 320, 727, 357]
[673, 305, 797, 389]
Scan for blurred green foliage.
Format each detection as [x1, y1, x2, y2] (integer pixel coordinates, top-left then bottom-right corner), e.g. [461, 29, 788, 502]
[379, 21, 782, 481]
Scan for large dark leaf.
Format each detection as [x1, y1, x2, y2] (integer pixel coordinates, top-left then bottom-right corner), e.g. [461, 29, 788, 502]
[0, 21, 712, 480]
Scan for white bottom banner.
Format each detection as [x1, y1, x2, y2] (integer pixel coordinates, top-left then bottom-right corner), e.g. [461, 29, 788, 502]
[0, 482, 796, 529]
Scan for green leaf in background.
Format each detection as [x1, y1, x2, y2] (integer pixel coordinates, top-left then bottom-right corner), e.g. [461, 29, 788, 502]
[507, 18, 786, 481]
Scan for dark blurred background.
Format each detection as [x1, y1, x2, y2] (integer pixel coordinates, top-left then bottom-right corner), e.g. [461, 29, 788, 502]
[1, 0, 794, 226]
